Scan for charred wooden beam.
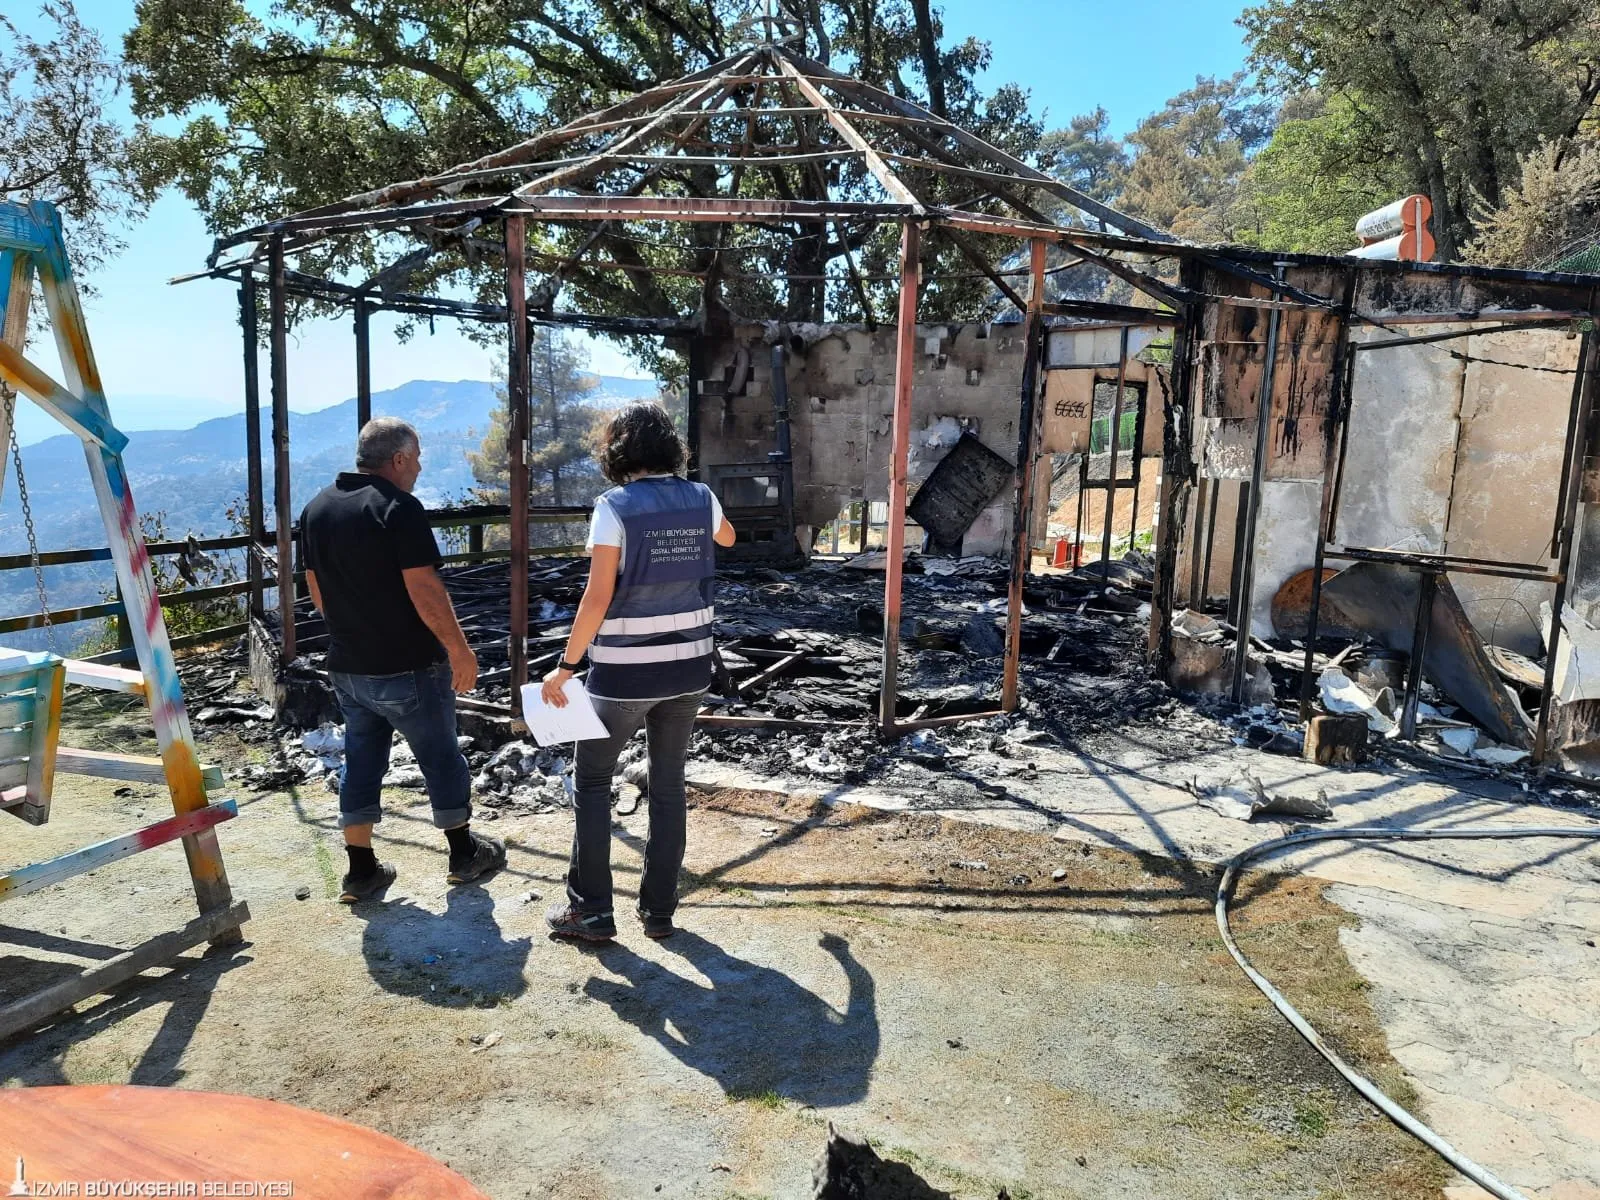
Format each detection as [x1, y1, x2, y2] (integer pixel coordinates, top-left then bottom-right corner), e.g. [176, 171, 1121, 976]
[267, 235, 294, 662]
[880, 221, 921, 733]
[505, 215, 532, 711]
[1002, 238, 1047, 712]
[240, 276, 265, 620]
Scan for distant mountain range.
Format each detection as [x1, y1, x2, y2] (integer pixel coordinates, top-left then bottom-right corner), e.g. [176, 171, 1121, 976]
[0, 375, 658, 648]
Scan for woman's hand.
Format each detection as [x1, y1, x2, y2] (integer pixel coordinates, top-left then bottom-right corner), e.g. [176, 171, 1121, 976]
[541, 667, 573, 708]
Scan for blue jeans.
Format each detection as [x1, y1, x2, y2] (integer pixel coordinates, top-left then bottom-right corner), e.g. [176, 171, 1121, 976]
[330, 662, 471, 830]
[567, 691, 703, 918]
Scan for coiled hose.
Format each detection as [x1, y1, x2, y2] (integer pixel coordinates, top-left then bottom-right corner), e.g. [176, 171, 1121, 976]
[1216, 822, 1600, 1200]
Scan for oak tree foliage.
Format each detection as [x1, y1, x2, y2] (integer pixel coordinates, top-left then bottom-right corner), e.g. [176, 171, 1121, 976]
[1240, 0, 1600, 260]
[124, 0, 1042, 331]
[1, 1, 155, 286]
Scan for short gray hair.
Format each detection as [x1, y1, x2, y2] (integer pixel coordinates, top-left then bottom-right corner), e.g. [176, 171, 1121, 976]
[356, 417, 419, 469]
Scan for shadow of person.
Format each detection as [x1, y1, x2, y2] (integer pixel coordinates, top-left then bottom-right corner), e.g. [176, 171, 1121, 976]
[584, 930, 878, 1108]
[353, 887, 531, 1008]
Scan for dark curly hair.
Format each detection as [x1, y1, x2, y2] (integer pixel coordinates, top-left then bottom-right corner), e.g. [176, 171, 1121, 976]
[595, 402, 685, 484]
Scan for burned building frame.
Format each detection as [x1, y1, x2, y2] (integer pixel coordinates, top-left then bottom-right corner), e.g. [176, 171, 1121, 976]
[152, 35, 1600, 763]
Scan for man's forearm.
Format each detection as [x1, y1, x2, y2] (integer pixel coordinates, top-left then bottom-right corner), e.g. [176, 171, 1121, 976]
[406, 573, 470, 654]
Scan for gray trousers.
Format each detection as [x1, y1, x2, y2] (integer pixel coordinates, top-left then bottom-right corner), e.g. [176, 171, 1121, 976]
[567, 690, 703, 917]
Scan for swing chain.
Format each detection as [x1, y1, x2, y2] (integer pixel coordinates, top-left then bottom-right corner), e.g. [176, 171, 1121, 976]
[2, 386, 55, 652]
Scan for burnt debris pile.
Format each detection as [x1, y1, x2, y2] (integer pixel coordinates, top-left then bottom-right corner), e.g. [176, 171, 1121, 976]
[239, 551, 1182, 793]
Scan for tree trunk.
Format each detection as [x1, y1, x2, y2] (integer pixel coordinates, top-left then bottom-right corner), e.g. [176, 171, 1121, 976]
[802, 0, 830, 63]
[909, 0, 946, 118]
[1384, 35, 1464, 259]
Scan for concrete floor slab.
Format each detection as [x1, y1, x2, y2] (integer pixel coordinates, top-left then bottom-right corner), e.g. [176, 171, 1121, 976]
[695, 728, 1600, 1199]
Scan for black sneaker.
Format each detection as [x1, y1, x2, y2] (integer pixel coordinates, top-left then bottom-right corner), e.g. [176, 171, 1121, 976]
[339, 862, 397, 903]
[447, 832, 507, 884]
[545, 902, 617, 942]
[638, 909, 676, 939]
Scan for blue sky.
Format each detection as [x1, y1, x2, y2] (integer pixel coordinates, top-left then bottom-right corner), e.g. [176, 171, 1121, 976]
[9, 1, 1252, 444]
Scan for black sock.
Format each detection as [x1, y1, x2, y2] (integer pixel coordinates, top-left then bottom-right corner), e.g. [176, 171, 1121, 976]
[444, 824, 474, 860]
[345, 845, 378, 878]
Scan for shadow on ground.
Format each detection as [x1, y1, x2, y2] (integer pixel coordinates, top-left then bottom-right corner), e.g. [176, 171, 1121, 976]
[584, 929, 878, 1107]
[353, 886, 532, 1007]
[0, 942, 252, 1086]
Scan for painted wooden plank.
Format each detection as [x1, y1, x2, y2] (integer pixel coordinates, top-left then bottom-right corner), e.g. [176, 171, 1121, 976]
[29, 200, 236, 926]
[0, 340, 128, 453]
[0, 900, 249, 1041]
[54, 746, 223, 792]
[0, 249, 35, 502]
[0, 800, 237, 901]
[0, 694, 36, 726]
[0, 647, 59, 676]
[0, 760, 28, 789]
[0, 206, 48, 255]
[23, 658, 63, 824]
[63, 659, 146, 696]
[0, 727, 32, 759]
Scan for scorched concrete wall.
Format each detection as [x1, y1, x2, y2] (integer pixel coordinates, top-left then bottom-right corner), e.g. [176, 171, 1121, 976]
[696, 321, 1028, 555]
[1174, 323, 1582, 651]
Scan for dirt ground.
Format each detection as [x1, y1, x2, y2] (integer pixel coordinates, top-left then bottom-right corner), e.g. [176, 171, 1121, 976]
[0, 694, 1449, 1200]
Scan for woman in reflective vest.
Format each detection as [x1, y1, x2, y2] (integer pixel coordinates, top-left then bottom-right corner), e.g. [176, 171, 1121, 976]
[540, 402, 736, 942]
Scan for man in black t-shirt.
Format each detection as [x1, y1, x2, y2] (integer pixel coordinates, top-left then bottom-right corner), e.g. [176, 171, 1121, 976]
[300, 417, 504, 901]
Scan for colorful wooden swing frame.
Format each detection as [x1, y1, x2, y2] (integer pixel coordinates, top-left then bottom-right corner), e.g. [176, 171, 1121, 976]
[0, 201, 248, 1041]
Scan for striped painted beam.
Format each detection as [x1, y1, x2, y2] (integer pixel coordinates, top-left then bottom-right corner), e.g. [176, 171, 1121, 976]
[0, 800, 237, 902]
[63, 660, 147, 697]
[53, 746, 223, 792]
[0, 340, 129, 453]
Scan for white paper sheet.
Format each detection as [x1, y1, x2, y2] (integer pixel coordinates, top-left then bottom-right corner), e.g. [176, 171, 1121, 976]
[519, 677, 611, 747]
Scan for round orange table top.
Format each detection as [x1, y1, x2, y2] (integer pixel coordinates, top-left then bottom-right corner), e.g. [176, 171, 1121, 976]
[0, 1085, 488, 1200]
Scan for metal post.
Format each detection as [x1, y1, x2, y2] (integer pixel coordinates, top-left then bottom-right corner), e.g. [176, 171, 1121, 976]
[1399, 569, 1438, 740]
[1101, 328, 1129, 582]
[268, 236, 294, 662]
[1230, 264, 1287, 703]
[114, 582, 134, 658]
[354, 299, 372, 432]
[768, 342, 796, 550]
[1535, 329, 1598, 762]
[1076, 454, 1088, 561]
[240, 275, 264, 621]
[1002, 237, 1048, 712]
[505, 216, 531, 708]
[1227, 481, 1251, 628]
[686, 334, 704, 479]
[1201, 479, 1220, 607]
[1129, 379, 1148, 548]
[879, 220, 921, 734]
[1189, 478, 1210, 605]
[1299, 269, 1358, 718]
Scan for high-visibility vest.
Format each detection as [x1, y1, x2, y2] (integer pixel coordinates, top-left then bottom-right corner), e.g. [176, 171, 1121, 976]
[587, 476, 716, 701]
